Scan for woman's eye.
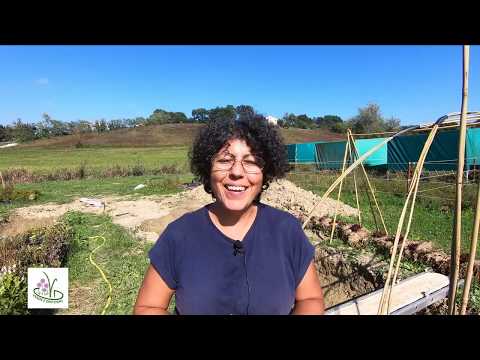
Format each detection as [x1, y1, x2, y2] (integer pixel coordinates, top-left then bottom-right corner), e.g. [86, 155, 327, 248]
[217, 159, 232, 163]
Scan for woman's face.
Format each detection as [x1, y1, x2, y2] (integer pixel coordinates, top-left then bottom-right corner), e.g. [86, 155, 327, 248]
[210, 138, 264, 212]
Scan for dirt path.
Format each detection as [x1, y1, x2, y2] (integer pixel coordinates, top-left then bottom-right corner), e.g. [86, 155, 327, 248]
[1, 179, 358, 242]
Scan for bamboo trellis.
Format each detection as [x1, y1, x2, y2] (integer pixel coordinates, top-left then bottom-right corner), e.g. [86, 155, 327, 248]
[302, 45, 479, 315]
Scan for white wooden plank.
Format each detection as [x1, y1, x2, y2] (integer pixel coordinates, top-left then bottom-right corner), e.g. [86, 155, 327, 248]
[326, 272, 449, 315]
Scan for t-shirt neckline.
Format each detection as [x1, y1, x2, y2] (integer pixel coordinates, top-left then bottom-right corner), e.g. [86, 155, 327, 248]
[204, 202, 262, 246]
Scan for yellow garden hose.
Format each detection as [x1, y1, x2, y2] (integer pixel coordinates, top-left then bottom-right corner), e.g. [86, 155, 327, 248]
[88, 234, 112, 315]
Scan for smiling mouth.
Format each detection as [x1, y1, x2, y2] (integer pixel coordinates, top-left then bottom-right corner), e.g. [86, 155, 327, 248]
[224, 184, 248, 192]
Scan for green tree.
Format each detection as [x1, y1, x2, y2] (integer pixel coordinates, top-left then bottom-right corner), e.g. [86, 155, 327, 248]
[296, 114, 315, 129]
[235, 105, 255, 121]
[347, 103, 385, 133]
[280, 113, 315, 129]
[0, 124, 12, 142]
[170, 112, 188, 123]
[73, 120, 93, 133]
[318, 115, 343, 127]
[128, 117, 146, 127]
[192, 108, 209, 123]
[331, 122, 347, 133]
[148, 109, 171, 124]
[108, 119, 126, 130]
[208, 105, 236, 123]
[384, 117, 401, 131]
[346, 103, 402, 134]
[94, 119, 108, 133]
[11, 119, 36, 142]
[37, 113, 70, 137]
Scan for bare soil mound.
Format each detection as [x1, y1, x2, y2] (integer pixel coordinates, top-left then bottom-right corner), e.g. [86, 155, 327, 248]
[2, 179, 357, 243]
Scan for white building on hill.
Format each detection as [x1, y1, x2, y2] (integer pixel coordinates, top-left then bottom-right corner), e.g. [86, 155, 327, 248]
[266, 115, 278, 125]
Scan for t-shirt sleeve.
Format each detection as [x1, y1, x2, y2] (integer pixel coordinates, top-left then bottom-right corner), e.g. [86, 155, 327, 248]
[148, 225, 178, 290]
[290, 217, 315, 288]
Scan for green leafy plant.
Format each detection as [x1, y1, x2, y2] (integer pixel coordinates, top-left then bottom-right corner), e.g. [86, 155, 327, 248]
[0, 273, 29, 315]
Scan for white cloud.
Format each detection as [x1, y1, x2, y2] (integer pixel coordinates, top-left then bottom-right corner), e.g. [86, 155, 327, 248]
[35, 78, 49, 85]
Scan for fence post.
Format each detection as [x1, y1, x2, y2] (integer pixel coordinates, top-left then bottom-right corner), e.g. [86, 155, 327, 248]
[474, 158, 477, 182]
[406, 162, 412, 194]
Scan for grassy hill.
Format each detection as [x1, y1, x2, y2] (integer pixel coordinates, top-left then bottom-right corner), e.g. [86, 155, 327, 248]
[17, 123, 345, 149]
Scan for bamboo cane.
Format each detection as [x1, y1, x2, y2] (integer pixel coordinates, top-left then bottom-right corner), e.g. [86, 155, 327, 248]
[348, 129, 388, 235]
[329, 140, 351, 243]
[378, 126, 438, 314]
[391, 130, 438, 279]
[448, 45, 470, 315]
[459, 176, 480, 314]
[302, 126, 417, 230]
[379, 134, 434, 314]
[350, 133, 380, 232]
[385, 126, 439, 313]
[348, 133, 362, 226]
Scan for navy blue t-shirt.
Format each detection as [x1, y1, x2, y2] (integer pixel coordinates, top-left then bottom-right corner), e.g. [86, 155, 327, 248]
[148, 202, 315, 315]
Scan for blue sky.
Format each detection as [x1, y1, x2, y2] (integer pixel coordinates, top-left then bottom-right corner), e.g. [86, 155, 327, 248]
[1, 45, 479, 126]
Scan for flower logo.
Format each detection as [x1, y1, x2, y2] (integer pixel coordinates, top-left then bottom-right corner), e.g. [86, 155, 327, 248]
[33, 272, 63, 302]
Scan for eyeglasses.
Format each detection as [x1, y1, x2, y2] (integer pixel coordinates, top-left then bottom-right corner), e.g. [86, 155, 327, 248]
[212, 155, 265, 174]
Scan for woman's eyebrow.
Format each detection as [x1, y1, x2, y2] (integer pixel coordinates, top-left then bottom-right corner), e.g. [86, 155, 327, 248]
[224, 153, 255, 159]
[219, 152, 255, 159]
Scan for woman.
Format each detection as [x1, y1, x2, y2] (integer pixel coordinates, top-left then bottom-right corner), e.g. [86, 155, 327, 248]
[134, 114, 324, 315]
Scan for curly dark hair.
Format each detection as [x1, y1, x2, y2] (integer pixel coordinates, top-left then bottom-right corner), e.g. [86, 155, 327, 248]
[189, 114, 290, 201]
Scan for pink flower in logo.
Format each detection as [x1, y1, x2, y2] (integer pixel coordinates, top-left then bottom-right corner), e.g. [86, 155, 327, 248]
[40, 278, 45, 283]
[37, 282, 42, 288]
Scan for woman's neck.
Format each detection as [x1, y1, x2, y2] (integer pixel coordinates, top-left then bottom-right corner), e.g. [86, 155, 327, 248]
[209, 202, 258, 228]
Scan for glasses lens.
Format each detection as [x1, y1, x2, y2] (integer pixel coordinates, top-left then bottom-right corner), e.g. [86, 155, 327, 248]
[212, 155, 264, 173]
[213, 158, 234, 170]
[242, 158, 264, 173]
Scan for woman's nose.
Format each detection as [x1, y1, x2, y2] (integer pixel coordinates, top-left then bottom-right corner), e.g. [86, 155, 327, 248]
[229, 160, 245, 176]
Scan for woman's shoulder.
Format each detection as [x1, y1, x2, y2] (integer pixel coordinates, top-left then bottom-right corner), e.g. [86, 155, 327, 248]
[258, 202, 300, 227]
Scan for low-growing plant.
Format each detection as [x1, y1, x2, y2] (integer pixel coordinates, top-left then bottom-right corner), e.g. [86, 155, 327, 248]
[0, 183, 39, 202]
[13, 224, 74, 276]
[0, 273, 29, 315]
[77, 161, 87, 179]
[130, 162, 145, 176]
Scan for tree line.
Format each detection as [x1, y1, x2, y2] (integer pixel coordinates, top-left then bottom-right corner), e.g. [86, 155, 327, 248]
[278, 103, 400, 134]
[0, 103, 401, 143]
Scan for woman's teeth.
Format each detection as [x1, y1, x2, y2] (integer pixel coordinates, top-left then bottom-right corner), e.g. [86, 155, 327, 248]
[225, 185, 247, 192]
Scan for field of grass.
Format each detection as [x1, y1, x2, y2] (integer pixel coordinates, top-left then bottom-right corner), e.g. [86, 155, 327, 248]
[1, 175, 187, 315]
[57, 211, 157, 315]
[287, 170, 480, 257]
[0, 146, 190, 173]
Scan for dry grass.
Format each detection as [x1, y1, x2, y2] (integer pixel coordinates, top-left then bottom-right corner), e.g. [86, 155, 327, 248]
[18, 124, 203, 149]
[56, 279, 104, 315]
[16, 123, 344, 149]
[0, 215, 57, 238]
[281, 127, 345, 144]
[0, 164, 186, 185]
